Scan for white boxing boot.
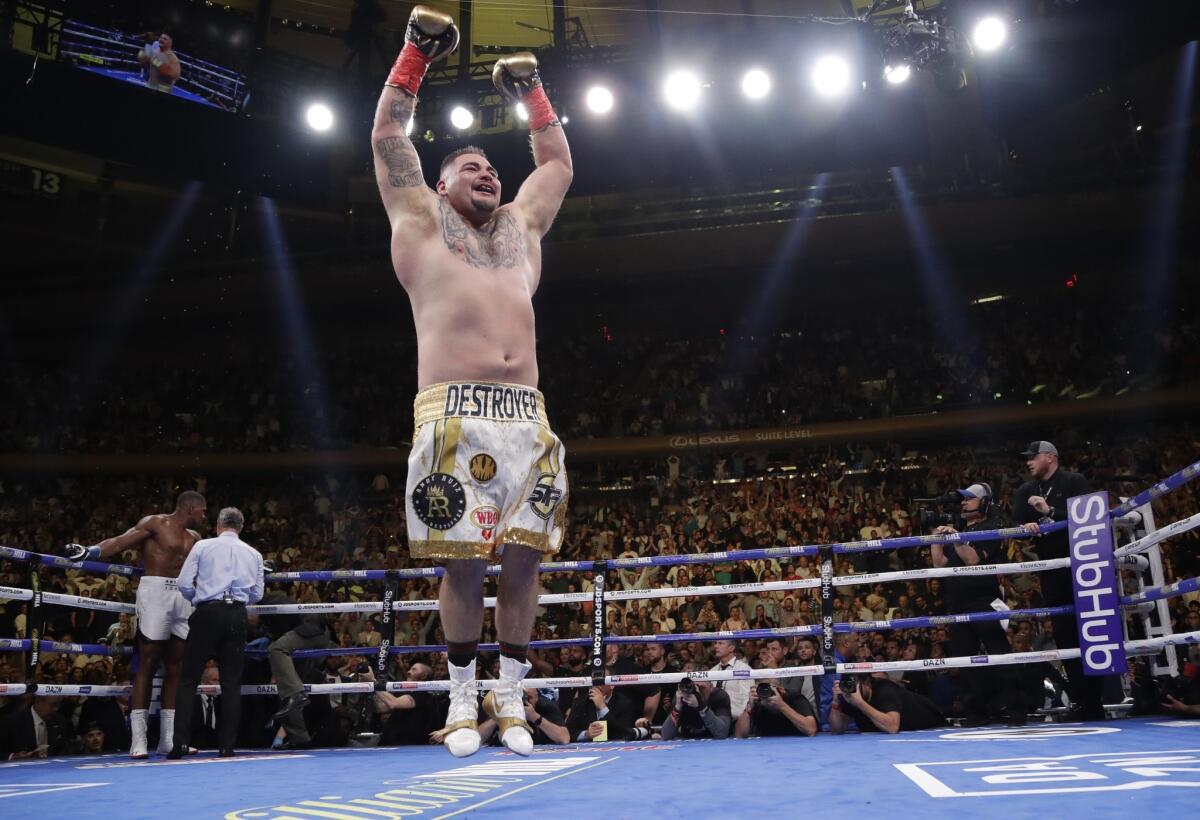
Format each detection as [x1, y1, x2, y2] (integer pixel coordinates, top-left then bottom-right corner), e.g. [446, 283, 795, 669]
[129, 709, 149, 759]
[483, 655, 533, 756]
[434, 659, 481, 758]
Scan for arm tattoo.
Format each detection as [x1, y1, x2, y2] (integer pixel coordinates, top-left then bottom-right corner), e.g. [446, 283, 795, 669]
[375, 136, 424, 188]
[438, 200, 526, 269]
[389, 92, 415, 124]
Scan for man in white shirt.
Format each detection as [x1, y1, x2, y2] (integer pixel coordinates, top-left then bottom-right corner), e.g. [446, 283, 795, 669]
[168, 507, 264, 758]
[710, 639, 752, 719]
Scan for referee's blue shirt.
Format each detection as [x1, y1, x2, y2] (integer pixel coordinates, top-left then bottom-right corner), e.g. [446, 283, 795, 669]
[177, 530, 264, 604]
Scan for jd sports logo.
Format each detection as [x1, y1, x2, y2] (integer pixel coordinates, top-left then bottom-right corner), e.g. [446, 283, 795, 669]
[411, 473, 467, 530]
[527, 473, 563, 520]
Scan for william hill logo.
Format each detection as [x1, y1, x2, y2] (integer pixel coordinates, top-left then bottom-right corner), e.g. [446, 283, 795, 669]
[225, 756, 604, 819]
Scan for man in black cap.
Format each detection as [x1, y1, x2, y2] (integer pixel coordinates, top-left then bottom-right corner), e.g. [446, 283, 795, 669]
[931, 483, 1023, 725]
[1012, 440, 1105, 719]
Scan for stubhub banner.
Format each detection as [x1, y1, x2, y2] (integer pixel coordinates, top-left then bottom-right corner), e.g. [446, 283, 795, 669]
[1066, 492, 1126, 675]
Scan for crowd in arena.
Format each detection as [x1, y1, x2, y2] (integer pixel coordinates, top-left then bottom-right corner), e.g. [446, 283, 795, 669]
[2, 421, 1198, 754]
[3, 294, 1197, 454]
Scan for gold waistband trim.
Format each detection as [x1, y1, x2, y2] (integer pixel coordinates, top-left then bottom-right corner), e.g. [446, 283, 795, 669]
[414, 381, 548, 428]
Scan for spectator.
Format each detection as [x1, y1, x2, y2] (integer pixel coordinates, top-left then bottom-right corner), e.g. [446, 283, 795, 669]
[710, 639, 752, 719]
[2, 696, 69, 759]
[77, 721, 106, 754]
[566, 684, 637, 743]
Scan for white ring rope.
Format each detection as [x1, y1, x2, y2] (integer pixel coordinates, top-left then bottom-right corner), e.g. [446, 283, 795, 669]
[9, 630, 1199, 698]
[1114, 512, 1200, 558]
[832, 558, 1071, 587]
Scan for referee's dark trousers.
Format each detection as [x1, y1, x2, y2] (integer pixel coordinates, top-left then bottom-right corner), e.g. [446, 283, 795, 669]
[173, 600, 248, 751]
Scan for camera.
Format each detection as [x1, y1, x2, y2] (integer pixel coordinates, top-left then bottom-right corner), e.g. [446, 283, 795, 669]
[356, 662, 371, 674]
[756, 682, 775, 700]
[914, 491, 962, 530]
[626, 726, 652, 741]
[678, 677, 696, 696]
[839, 674, 858, 695]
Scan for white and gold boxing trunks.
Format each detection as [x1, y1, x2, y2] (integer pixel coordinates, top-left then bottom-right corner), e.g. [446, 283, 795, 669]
[405, 381, 569, 561]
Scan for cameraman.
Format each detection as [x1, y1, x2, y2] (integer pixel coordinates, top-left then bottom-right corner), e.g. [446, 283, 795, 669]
[829, 674, 945, 734]
[734, 681, 817, 738]
[930, 483, 1023, 725]
[661, 673, 732, 740]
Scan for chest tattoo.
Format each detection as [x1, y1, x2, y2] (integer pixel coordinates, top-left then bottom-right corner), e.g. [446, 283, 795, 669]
[438, 201, 526, 269]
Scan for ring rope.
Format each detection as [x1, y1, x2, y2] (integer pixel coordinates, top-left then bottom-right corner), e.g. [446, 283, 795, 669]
[836, 605, 1076, 633]
[1114, 511, 1200, 558]
[6, 628, 1199, 698]
[0, 638, 132, 657]
[1121, 575, 1200, 606]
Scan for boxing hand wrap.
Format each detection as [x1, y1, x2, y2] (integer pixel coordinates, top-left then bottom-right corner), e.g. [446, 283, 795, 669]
[386, 6, 460, 97]
[524, 85, 558, 131]
[386, 43, 434, 97]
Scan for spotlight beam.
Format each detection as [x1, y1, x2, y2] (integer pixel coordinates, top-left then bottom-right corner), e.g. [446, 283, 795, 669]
[257, 197, 332, 446]
[57, 180, 203, 429]
[890, 166, 970, 344]
[1139, 41, 1197, 373]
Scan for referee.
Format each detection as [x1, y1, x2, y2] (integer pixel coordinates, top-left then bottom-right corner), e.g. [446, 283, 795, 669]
[168, 507, 264, 758]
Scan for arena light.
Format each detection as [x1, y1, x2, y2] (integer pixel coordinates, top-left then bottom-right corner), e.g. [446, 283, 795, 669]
[585, 85, 614, 115]
[884, 63, 912, 85]
[515, 102, 529, 123]
[405, 116, 415, 137]
[305, 102, 334, 132]
[972, 17, 1007, 53]
[740, 68, 772, 100]
[449, 106, 474, 130]
[663, 69, 702, 111]
[811, 55, 851, 98]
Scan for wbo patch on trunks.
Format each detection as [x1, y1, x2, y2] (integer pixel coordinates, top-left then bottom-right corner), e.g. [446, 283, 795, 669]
[470, 453, 498, 483]
[527, 473, 563, 520]
[411, 473, 466, 530]
[470, 505, 500, 540]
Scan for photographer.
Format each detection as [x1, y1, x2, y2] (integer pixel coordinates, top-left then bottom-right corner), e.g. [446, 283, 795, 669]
[479, 687, 570, 746]
[660, 674, 732, 740]
[829, 674, 945, 735]
[734, 681, 817, 738]
[930, 482, 1023, 725]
